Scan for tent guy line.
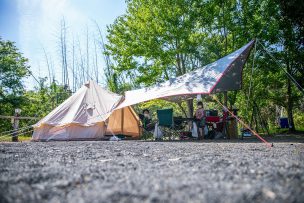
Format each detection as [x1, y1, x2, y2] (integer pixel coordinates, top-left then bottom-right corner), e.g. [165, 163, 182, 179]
[246, 38, 258, 113]
[258, 40, 304, 94]
[212, 96, 272, 148]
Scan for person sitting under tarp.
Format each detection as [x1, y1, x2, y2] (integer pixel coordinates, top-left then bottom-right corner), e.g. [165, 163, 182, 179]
[139, 109, 155, 131]
[194, 101, 206, 139]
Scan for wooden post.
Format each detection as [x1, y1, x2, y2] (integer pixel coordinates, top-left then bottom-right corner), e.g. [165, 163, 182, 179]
[0, 114, 38, 142]
[12, 109, 21, 142]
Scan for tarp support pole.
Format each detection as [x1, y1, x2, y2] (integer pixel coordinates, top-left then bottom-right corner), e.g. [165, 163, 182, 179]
[213, 96, 272, 148]
[121, 108, 124, 135]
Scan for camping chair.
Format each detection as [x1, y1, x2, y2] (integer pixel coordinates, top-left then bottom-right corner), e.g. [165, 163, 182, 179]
[157, 108, 179, 140]
[138, 114, 155, 140]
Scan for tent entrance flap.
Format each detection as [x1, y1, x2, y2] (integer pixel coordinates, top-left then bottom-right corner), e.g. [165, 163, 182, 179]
[106, 106, 141, 138]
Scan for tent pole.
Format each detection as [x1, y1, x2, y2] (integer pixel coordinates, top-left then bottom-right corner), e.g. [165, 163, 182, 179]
[130, 107, 141, 137]
[121, 108, 124, 135]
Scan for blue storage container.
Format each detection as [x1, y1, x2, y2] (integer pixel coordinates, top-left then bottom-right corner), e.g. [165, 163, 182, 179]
[279, 117, 289, 128]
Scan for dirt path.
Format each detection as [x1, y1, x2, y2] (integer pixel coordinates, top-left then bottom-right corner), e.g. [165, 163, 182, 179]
[0, 141, 303, 203]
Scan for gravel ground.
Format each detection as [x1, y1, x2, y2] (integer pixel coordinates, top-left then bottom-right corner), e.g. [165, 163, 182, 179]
[0, 140, 303, 203]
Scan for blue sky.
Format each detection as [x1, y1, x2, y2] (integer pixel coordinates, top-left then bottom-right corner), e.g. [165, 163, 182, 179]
[0, 0, 127, 89]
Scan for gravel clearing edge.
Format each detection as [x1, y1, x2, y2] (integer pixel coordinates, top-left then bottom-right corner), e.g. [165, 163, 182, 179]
[0, 141, 303, 203]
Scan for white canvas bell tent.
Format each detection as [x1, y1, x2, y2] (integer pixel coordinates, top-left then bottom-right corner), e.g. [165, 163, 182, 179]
[32, 80, 140, 141]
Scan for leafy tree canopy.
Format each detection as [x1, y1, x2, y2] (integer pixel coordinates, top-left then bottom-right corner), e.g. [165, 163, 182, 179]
[0, 37, 29, 107]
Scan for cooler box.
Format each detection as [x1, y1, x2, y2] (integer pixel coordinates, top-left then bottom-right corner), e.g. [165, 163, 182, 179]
[206, 116, 220, 122]
[205, 110, 218, 116]
[279, 117, 289, 128]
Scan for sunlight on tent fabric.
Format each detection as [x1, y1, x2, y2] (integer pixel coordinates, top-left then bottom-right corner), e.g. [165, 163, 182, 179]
[32, 81, 140, 140]
[116, 40, 255, 109]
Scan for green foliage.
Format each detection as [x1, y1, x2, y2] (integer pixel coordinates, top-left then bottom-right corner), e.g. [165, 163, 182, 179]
[106, 0, 304, 132]
[1, 0, 304, 136]
[135, 99, 184, 119]
[0, 37, 72, 133]
[0, 37, 30, 132]
[106, 0, 212, 86]
[20, 78, 72, 118]
[0, 37, 29, 103]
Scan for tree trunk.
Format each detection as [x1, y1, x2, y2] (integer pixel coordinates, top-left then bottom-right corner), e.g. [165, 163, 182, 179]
[176, 53, 182, 76]
[287, 76, 296, 132]
[186, 99, 194, 118]
[175, 45, 193, 117]
[177, 102, 188, 118]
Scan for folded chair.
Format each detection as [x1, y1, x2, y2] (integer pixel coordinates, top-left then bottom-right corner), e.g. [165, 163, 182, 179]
[138, 114, 155, 140]
[157, 108, 176, 140]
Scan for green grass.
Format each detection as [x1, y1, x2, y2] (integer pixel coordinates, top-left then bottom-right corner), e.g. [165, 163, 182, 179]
[0, 135, 32, 142]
